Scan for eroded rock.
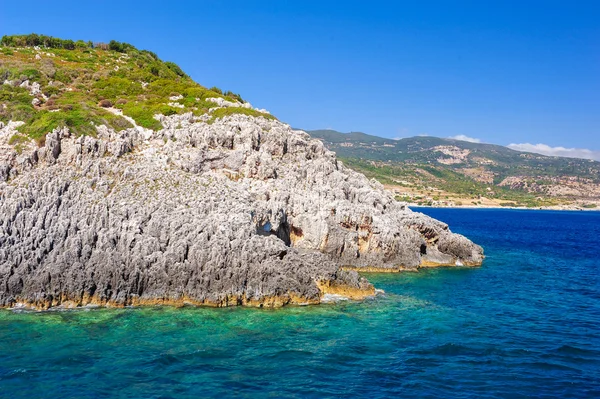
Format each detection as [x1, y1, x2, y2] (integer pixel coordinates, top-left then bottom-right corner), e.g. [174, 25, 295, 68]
[0, 114, 483, 309]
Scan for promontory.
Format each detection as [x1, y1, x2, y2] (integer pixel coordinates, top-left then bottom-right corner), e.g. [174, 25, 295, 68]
[0, 35, 483, 309]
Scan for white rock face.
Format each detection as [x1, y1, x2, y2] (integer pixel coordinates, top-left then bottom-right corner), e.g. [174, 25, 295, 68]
[206, 97, 240, 108]
[0, 114, 483, 308]
[18, 80, 42, 96]
[206, 97, 259, 111]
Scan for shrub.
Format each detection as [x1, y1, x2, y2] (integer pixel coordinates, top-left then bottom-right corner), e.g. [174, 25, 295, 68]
[94, 77, 143, 98]
[0, 35, 16, 46]
[53, 70, 72, 84]
[0, 34, 89, 50]
[40, 59, 56, 78]
[101, 112, 133, 131]
[20, 68, 41, 81]
[108, 40, 134, 53]
[140, 50, 158, 60]
[99, 99, 113, 108]
[165, 61, 187, 78]
[121, 102, 163, 130]
[63, 40, 75, 50]
[109, 40, 124, 52]
[224, 91, 243, 103]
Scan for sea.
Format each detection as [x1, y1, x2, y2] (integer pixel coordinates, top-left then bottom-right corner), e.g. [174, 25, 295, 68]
[0, 208, 599, 398]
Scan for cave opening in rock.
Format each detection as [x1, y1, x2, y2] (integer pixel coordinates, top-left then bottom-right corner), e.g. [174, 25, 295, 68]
[276, 221, 291, 246]
[257, 220, 291, 246]
[420, 244, 427, 255]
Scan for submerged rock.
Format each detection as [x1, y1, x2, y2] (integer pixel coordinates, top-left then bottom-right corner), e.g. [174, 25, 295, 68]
[0, 114, 483, 309]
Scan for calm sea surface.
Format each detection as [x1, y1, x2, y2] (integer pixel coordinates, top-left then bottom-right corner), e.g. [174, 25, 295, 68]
[1, 208, 599, 398]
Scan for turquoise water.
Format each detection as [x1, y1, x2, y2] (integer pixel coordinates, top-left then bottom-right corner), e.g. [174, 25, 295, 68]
[1, 208, 599, 398]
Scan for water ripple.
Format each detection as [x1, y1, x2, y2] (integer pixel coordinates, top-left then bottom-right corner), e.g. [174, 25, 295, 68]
[1, 209, 599, 398]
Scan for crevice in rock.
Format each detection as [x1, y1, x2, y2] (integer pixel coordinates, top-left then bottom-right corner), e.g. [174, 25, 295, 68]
[257, 220, 292, 246]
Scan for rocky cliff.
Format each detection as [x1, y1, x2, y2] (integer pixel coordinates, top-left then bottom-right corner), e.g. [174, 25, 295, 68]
[0, 35, 483, 309]
[0, 111, 483, 309]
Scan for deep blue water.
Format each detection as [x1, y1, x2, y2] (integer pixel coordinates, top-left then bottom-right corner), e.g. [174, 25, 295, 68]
[1, 208, 599, 398]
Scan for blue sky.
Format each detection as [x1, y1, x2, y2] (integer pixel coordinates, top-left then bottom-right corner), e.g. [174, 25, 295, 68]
[1, 1, 599, 157]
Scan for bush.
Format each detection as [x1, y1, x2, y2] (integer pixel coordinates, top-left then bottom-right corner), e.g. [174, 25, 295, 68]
[224, 91, 243, 103]
[98, 99, 113, 108]
[140, 50, 158, 60]
[94, 77, 143, 98]
[101, 112, 133, 131]
[108, 40, 134, 53]
[165, 61, 187, 78]
[0, 34, 90, 50]
[63, 40, 75, 50]
[40, 59, 57, 78]
[121, 102, 164, 130]
[109, 40, 124, 52]
[53, 70, 73, 84]
[20, 68, 41, 81]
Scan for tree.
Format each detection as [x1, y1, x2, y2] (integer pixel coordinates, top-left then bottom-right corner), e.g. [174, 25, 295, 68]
[109, 40, 124, 52]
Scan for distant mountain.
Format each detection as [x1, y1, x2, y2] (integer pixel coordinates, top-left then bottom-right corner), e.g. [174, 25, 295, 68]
[306, 129, 600, 208]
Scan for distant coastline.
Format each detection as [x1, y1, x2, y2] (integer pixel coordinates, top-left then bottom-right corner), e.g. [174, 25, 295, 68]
[410, 204, 600, 212]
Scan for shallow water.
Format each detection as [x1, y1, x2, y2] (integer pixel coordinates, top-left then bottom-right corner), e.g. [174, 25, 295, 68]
[1, 208, 599, 398]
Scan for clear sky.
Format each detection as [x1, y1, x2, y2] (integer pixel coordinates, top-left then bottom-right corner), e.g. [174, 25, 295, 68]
[1, 0, 599, 157]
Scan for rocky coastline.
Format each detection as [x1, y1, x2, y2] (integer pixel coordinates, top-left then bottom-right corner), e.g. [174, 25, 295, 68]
[0, 113, 483, 310]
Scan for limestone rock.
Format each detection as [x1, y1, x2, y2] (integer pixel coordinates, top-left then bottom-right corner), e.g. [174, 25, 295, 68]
[0, 113, 483, 309]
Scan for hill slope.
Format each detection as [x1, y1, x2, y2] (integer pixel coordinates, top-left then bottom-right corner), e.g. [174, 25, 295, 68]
[0, 34, 272, 143]
[307, 129, 600, 208]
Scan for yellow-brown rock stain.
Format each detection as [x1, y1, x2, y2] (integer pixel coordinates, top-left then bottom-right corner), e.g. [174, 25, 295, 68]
[316, 280, 376, 300]
[3, 279, 379, 311]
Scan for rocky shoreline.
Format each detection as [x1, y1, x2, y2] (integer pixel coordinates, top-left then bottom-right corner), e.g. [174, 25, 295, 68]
[0, 113, 483, 310]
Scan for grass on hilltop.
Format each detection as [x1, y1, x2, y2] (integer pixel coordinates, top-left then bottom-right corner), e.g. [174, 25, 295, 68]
[0, 34, 271, 142]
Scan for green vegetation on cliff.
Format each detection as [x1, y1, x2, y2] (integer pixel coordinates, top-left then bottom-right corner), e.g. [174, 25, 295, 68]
[0, 34, 272, 139]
